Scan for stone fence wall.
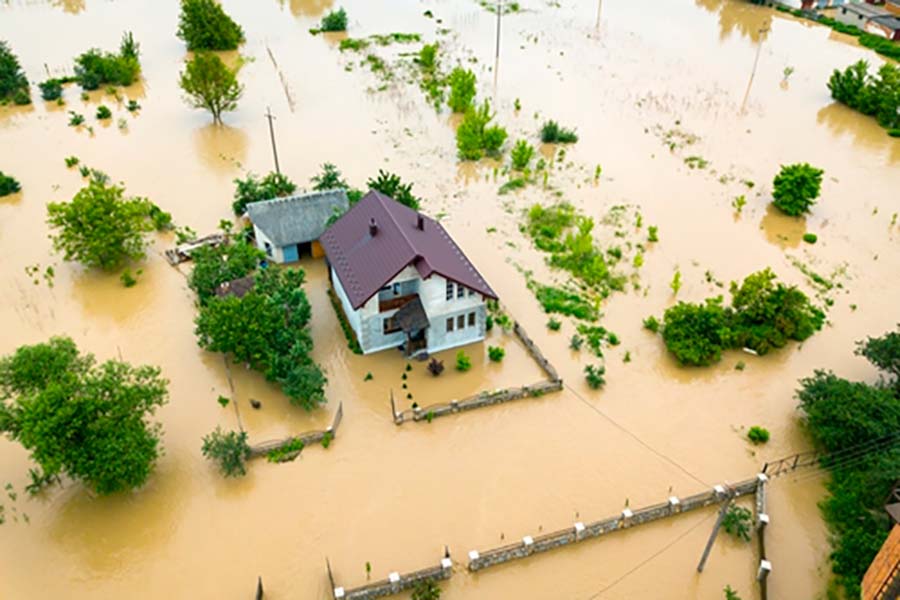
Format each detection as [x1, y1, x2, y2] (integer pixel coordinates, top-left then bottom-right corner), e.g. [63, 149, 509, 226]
[248, 402, 343, 460]
[467, 477, 760, 572]
[392, 321, 562, 425]
[333, 557, 452, 600]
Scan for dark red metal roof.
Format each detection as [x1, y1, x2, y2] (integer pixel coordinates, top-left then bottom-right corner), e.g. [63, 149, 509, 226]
[320, 191, 497, 310]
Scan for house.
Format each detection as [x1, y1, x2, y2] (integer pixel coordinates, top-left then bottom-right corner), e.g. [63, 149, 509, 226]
[888, 1, 900, 16]
[870, 13, 900, 38]
[320, 190, 497, 356]
[247, 189, 349, 263]
[835, 1, 889, 26]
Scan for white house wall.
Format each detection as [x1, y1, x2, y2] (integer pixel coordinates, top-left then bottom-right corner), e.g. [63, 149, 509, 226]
[253, 225, 286, 264]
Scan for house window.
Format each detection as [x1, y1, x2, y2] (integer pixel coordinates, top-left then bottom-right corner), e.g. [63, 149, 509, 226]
[457, 284, 465, 299]
[446, 280, 454, 301]
[264, 242, 273, 258]
[468, 288, 474, 297]
[468, 312, 476, 327]
[457, 315, 465, 329]
[392, 283, 401, 296]
[446, 317, 454, 332]
[384, 316, 400, 334]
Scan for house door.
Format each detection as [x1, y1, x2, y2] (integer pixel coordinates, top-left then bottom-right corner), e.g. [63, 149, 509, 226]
[406, 328, 427, 356]
[282, 244, 299, 263]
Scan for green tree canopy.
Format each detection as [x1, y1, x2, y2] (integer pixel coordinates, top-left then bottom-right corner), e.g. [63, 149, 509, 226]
[47, 180, 157, 271]
[201, 427, 250, 477]
[179, 52, 243, 124]
[0, 41, 30, 104]
[856, 325, 900, 386]
[188, 237, 263, 304]
[367, 169, 421, 209]
[177, 0, 245, 51]
[232, 171, 296, 215]
[771, 163, 824, 217]
[0, 337, 168, 495]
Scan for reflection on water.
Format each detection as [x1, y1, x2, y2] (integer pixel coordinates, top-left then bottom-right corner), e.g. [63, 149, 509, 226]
[48, 0, 86, 14]
[695, 0, 773, 42]
[817, 102, 900, 164]
[276, 0, 334, 18]
[192, 124, 248, 174]
[759, 202, 806, 249]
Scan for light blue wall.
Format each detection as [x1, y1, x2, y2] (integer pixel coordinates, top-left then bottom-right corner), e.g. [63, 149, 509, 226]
[282, 244, 299, 263]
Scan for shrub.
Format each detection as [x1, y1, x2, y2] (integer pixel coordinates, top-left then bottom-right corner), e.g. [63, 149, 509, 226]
[232, 171, 297, 215]
[68, 111, 85, 126]
[772, 163, 824, 216]
[510, 139, 535, 171]
[661, 298, 732, 366]
[647, 225, 659, 242]
[201, 427, 250, 477]
[487, 346, 505, 362]
[547, 318, 561, 331]
[427, 358, 444, 376]
[498, 177, 527, 195]
[447, 67, 476, 113]
[39, 79, 64, 101]
[569, 334, 584, 351]
[803, 233, 817, 244]
[829, 60, 900, 131]
[722, 504, 752, 542]
[747, 426, 770, 444]
[723, 585, 742, 600]
[180, 51, 244, 124]
[74, 32, 142, 90]
[584, 364, 606, 389]
[607, 332, 620, 346]
[47, 180, 160, 271]
[418, 43, 438, 71]
[367, 169, 421, 209]
[126, 99, 140, 112]
[456, 101, 507, 160]
[0, 171, 21, 197]
[0, 41, 29, 103]
[533, 284, 598, 321]
[267, 438, 304, 463]
[318, 8, 348, 32]
[540, 120, 578, 143]
[411, 579, 441, 600]
[217, 395, 230, 407]
[311, 163, 349, 191]
[455, 351, 472, 371]
[577, 325, 608, 357]
[483, 125, 508, 156]
[120, 269, 138, 287]
[96, 105, 112, 119]
[65, 156, 79, 168]
[643, 316, 660, 333]
[177, 0, 245, 50]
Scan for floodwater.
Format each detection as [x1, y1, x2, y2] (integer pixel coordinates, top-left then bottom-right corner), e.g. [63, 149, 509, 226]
[1, 0, 898, 598]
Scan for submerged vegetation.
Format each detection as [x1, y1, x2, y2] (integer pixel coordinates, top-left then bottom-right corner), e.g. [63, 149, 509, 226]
[828, 60, 900, 135]
[0, 172, 21, 197]
[540, 120, 579, 144]
[177, 0, 244, 50]
[201, 428, 250, 477]
[457, 100, 508, 160]
[179, 52, 243, 124]
[797, 327, 900, 598]
[772, 163, 824, 217]
[312, 7, 348, 34]
[74, 32, 141, 90]
[0, 41, 30, 105]
[232, 171, 296, 215]
[655, 269, 824, 366]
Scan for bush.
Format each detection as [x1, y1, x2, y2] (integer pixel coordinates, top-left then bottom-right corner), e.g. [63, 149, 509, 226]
[584, 364, 606, 389]
[569, 334, 584, 351]
[427, 358, 444, 376]
[74, 32, 141, 90]
[662, 298, 732, 366]
[65, 156, 79, 168]
[540, 120, 578, 143]
[180, 51, 244, 124]
[456, 101, 507, 160]
[232, 171, 297, 215]
[455, 351, 472, 371]
[418, 43, 438, 71]
[120, 269, 138, 287]
[68, 111, 85, 126]
[367, 169, 421, 209]
[0, 171, 21, 197]
[829, 60, 900, 132]
[510, 139, 535, 171]
[803, 233, 817, 244]
[0, 41, 29, 103]
[39, 79, 64, 101]
[177, 0, 244, 50]
[547, 318, 561, 331]
[722, 504, 752, 542]
[747, 426, 770, 444]
[201, 427, 250, 477]
[411, 579, 441, 600]
[447, 67, 476, 113]
[311, 163, 349, 191]
[772, 163, 823, 216]
[643, 316, 660, 333]
[533, 284, 598, 321]
[487, 346, 505, 362]
[127, 99, 140, 112]
[96, 105, 112, 119]
[318, 7, 348, 32]
[47, 180, 160, 271]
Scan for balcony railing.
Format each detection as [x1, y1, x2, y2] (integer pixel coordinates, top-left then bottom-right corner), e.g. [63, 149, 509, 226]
[379, 294, 418, 313]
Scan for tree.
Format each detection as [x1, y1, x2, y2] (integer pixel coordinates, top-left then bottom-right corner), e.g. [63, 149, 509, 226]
[177, 0, 245, 51]
[856, 325, 900, 385]
[447, 67, 476, 113]
[0, 171, 20, 196]
[771, 163, 824, 216]
[0, 337, 168, 495]
[411, 579, 442, 600]
[0, 41, 30, 104]
[311, 163, 349, 191]
[74, 32, 141, 90]
[179, 52, 243, 124]
[661, 298, 733, 366]
[722, 504, 752, 542]
[367, 169, 421, 209]
[189, 238, 263, 304]
[456, 101, 507, 160]
[201, 428, 250, 477]
[47, 180, 157, 271]
[232, 171, 296, 215]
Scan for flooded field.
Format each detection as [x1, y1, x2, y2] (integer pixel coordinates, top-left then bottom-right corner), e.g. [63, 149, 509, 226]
[1, 0, 898, 598]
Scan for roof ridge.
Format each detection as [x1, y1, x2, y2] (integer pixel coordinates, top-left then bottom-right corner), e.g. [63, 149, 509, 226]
[373, 190, 418, 261]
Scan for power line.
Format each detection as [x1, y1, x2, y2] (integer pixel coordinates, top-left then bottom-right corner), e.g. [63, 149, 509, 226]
[564, 382, 712, 489]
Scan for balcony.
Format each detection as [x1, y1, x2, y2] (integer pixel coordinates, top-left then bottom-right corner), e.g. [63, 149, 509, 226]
[379, 293, 418, 313]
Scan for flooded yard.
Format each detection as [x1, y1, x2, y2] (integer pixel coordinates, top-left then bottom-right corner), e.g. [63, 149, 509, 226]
[1, 0, 898, 599]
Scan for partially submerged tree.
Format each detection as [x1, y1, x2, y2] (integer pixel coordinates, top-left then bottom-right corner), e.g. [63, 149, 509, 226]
[0, 337, 168, 495]
[0, 171, 21, 196]
[0, 41, 30, 105]
[73, 31, 142, 90]
[447, 67, 476, 113]
[456, 101, 507, 160]
[47, 179, 160, 271]
[177, 0, 245, 51]
[771, 163, 824, 216]
[201, 427, 250, 477]
[367, 169, 421, 209]
[232, 171, 296, 215]
[179, 52, 243, 124]
[188, 237, 263, 304]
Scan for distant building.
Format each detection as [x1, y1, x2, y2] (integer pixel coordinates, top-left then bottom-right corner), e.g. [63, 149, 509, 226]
[887, 1, 900, 16]
[870, 13, 900, 38]
[834, 0, 900, 37]
[321, 190, 497, 357]
[247, 189, 349, 263]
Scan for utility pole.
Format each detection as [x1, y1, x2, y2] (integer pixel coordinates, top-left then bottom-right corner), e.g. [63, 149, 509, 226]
[740, 27, 769, 115]
[697, 497, 733, 573]
[264, 106, 281, 175]
[493, 0, 503, 96]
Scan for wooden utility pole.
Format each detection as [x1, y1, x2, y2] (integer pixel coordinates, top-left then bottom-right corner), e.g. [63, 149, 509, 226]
[493, 0, 503, 97]
[264, 106, 281, 175]
[697, 499, 733, 573]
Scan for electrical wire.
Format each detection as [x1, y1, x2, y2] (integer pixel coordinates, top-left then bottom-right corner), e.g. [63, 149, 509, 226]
[564, 382, 712, 489]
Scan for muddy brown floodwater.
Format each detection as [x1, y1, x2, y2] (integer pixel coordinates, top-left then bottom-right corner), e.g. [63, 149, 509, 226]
[1, 0, 898, 598]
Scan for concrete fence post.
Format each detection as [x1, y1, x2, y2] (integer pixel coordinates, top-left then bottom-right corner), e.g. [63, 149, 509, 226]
[388, 572, 400, 593]
[668, 496, 681, 514]
[333, 587, 345, 599]
[441, 557, 452, 575]
[450, 399, 459, 413]
[621, 508, 633, 528]
[467, 550, 479, 571]
[522, 536, 534, 555]
[574, 522, 586, 541]
[757, 559, 772, 582]
[714, 484, 727, 499]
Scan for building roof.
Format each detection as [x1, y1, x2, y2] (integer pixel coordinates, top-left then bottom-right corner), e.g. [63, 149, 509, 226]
[320, 190, 497, 310]
[871, 14, 900, 30]
[246, 189, 349, 247]
[844, 2, 889, 18]
[394, 297, 430, 332]
[215, 275, 256, 299]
